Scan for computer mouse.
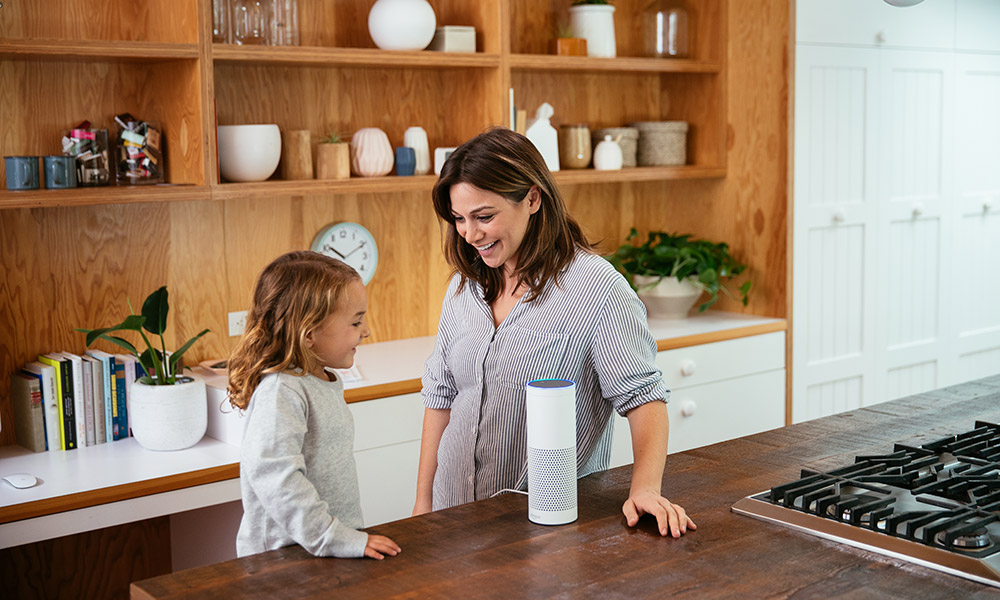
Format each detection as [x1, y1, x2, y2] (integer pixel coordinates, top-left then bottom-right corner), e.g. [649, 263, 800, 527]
[2, 473, 38, 489]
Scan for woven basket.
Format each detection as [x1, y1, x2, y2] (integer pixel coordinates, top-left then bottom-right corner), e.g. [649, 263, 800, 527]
[631, 121, 688, 166]
[592, 127, 639, 167]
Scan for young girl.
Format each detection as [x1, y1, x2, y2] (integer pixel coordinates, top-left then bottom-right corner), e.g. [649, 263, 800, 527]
[228, 251, 401, 560]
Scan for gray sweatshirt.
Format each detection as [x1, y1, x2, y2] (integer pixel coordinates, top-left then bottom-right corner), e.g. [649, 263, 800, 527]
[236, 370, 368, 558]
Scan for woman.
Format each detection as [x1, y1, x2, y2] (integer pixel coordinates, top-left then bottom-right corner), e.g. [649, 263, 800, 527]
[414, 128, 695, 538]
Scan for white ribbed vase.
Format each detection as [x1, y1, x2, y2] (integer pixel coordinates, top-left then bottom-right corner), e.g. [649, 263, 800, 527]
[129, 375, 207, 451]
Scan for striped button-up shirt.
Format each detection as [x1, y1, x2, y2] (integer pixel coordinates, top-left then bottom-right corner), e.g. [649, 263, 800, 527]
[422, 251, 668, 509]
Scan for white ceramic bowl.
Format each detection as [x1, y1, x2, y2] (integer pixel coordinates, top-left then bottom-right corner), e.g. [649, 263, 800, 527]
[217, 124, 281, 182]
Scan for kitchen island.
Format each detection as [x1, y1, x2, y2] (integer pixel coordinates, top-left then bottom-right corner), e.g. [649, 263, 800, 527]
[131, 375, 1000, 599]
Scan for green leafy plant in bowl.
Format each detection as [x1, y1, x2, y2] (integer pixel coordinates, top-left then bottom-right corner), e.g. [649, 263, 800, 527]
[76, 286, 209, 384]
[607, 228, 752, 312]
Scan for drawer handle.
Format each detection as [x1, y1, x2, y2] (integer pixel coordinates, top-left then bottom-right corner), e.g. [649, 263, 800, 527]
[680, 400, 697, 418]
[680, 359, 696, 377]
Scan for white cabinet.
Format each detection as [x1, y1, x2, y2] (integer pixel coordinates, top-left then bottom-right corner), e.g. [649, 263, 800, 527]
[349, 392, 424, 527]
[609, 332, 786, 467]
[793, 5, 1000, 422]
[796, 0, 956, 49]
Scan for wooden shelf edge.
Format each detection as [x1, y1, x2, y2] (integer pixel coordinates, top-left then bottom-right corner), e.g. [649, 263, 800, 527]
[212, 44, 501, 69]
[210, 176, 438, 199]
[656, 320, 788, 352]
[345, 379, 423, 403]
[0, 39, 199, 61]
[0, 463, 239, 525]
[0, 185, 212, 210]
[554, 165, 726, 184]
[510, 54, 721, 74]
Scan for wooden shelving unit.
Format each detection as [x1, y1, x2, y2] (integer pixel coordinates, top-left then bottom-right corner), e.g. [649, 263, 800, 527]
[0, 0, 791, 449]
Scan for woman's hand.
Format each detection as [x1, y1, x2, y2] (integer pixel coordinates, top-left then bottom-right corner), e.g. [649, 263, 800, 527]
[623, 490, 697, 538]
[364, 534, 401, 559]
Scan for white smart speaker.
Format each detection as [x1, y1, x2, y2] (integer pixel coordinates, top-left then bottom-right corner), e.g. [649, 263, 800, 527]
[525, 379, 578, 525]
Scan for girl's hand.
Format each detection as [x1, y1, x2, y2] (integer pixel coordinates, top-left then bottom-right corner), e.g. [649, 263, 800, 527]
[364, 534, 401, 559]
[622, 490, 697, 538]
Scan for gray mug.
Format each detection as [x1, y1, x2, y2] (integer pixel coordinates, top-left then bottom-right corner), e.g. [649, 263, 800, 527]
[44, 155, 77, 189]
[5, 156, 40, 190]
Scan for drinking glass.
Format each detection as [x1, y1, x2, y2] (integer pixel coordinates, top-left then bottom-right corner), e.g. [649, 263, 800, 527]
[233, 0, 267, 46]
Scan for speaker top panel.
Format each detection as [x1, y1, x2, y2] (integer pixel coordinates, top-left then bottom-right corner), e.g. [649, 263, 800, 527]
[527, 379, 575, 389]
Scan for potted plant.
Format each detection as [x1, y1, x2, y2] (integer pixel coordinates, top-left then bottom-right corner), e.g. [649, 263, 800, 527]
[569, 0, 616, 58]
[77, 286, 210, 450]
[551, 17, 587, 56]
[607, 228, 752, 319]
[315, 131, 351, 180]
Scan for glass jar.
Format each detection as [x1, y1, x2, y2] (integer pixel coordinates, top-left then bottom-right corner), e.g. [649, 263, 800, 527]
[63, 127, 111, 186]
[233, 0, 267, 45]
[558, 124, 592, 169]
[643, 0, 689, 58]
[212, 0, 232, 44]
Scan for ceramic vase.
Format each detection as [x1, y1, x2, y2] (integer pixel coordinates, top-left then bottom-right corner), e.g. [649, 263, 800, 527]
[633, 275, 702, 320]
[316, 142, 350, 179]
[351, 128, 394, 177]
[403, 126, 431, 175]
[593, 135, 623, 170]
[129, 375, 208, 451]
[569, 4, 616, 58]
[395, 147, 416, 176]
[368, 0, 436, 51]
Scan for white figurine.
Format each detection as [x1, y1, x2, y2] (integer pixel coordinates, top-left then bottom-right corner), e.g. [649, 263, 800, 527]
[525, 102, 560, 172]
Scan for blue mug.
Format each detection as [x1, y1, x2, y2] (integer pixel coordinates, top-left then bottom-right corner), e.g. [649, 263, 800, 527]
[5, 156, 40, 190]
[395, 146, 416, 176]
[44, 155, 78, 189]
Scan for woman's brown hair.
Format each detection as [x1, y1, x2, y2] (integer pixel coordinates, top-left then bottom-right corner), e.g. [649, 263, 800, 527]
[432, 128, 595, 304]
[227, 251, 361, 409]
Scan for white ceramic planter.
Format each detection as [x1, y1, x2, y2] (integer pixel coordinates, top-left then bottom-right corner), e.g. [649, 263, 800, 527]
[217, 124, 281, 182]
[634, 274, 703, 319]
[368, 0, 436, 51]
[569, 5, 616, 58]
[129, 375, 208, 451]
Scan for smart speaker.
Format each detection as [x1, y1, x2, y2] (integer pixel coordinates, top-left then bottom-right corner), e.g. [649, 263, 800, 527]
[525, 379, 578, 525]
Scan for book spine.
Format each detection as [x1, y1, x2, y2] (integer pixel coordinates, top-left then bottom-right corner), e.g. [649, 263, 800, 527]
[82, 359, 95, 445]
[12, 374, 46, 452]
[90, 358, 106, 444]
[113, 362, 127, 440]
[38, 355, 67, 450]
[59, 358, 77, 450]
[68, 356, 86, 447]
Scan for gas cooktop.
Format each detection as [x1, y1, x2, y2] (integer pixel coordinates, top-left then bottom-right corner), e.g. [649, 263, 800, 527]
[732, 420, 1000, 588]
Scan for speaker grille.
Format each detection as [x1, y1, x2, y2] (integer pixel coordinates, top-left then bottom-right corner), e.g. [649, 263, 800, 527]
[528, 446, 577, 512]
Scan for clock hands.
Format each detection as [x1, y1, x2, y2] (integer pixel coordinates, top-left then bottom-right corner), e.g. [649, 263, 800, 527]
[343, 242, 366, 259]
[323, 244, 347, 259]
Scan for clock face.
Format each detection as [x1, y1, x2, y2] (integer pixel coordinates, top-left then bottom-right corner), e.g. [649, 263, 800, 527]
[310, 222, 379, 285]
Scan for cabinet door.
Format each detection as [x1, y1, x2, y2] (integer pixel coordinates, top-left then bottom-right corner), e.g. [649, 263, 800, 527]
[349, 393, 424, 526]
[793, 46, 880, 422]
[951, 54, 1000, 384]
[796, 0, 956, 49]
[874, 49, 954, 402]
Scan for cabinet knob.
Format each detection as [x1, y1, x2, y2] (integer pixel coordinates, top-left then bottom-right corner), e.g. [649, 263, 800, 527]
[680, 359, 697, 377]
[985, 200, 994, 213]
[912, 203, 924, 218]
[875, 31, 886, 44]
[680, 400, 697, 418]
[832, 209, 846, 223]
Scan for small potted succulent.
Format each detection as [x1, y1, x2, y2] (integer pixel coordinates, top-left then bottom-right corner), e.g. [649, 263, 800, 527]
[551, 17, 587, 56]
[78, 286, 210, 450]
[607, 228, 752, 319]
[316, 131, 351, 180]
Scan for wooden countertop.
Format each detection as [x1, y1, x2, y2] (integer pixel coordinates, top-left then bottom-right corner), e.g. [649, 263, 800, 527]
[131, 375, 1000, 599]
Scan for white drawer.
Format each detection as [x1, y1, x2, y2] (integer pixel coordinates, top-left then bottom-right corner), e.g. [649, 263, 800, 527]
[657, 331, 785, 391]
[667, 370, 785, 454]
[355, 440, 420, 526]
[609, 365, 785, 466]
[349, 392, 424, 452]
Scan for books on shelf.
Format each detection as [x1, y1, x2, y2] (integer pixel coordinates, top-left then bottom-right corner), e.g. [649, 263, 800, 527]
[21, 361, 59, 451]
[18, 350, 133, 451]
[11, 372, 46, 452]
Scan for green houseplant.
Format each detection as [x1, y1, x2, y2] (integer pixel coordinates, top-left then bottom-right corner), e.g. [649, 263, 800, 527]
[607, 228, 752, 314]
[77, 286, 208, 385]
[77, 286, 211, 451]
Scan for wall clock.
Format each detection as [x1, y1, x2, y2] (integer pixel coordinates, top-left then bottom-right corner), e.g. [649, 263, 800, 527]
[310, 222, 379, 285]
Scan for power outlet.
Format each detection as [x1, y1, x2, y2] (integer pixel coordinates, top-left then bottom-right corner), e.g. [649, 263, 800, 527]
[228, 310, 248, 337]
